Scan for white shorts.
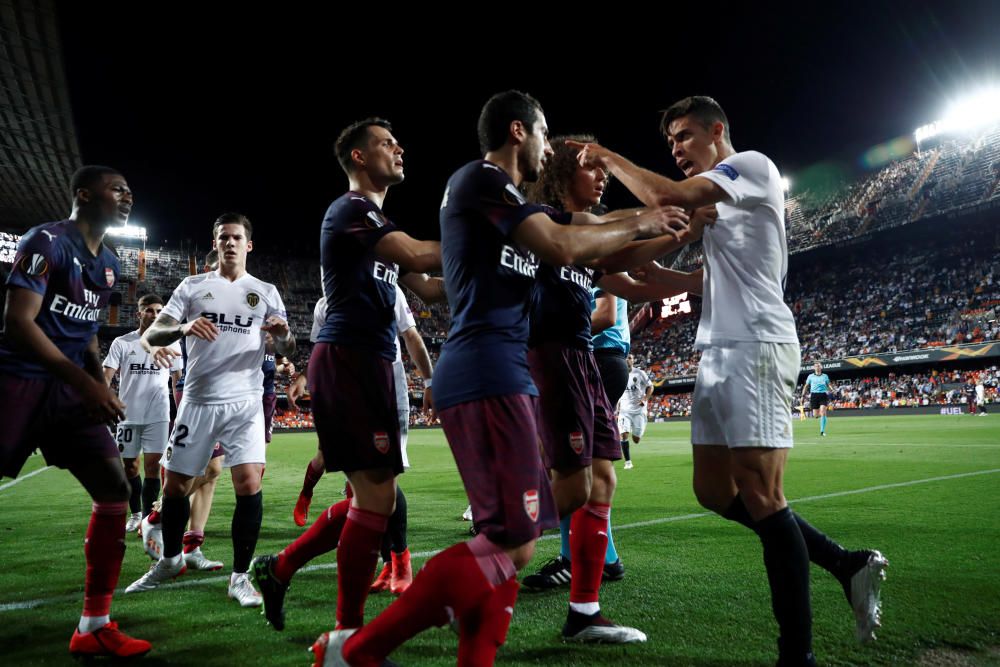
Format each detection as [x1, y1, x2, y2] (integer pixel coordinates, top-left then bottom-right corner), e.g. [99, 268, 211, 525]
[691, 341, 799, 449]
[617, 410, 647, 439]
[394, 362, 411, 469]
[116, 421, 169, 458]
[162, 398, 265, 477]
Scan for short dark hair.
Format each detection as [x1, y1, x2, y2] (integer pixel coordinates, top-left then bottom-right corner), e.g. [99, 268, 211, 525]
[70, 165, 122, 200]
[137, 293, 163, 308]
[334, 117, 392, 175]
[213, 212, 252, 240]
[204, 249, 219, 269]
[477, 90, 544, 155]
[660, 96, 731, 145]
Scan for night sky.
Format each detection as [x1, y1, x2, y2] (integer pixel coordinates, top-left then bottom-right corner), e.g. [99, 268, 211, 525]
[56, 1, 1000, 256]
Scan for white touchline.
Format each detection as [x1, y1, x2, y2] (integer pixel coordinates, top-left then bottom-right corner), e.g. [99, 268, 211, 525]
[0, 466, 51, 493]
[2, 467, 998, 613]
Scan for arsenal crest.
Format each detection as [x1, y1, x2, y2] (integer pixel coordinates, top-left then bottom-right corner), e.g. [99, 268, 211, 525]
[246, 292, 260, 308]
[569, 432, 585, 455]
[373, 431, 389, 454]
[523, 489, 539, 522]
[105, 267, 115, 287]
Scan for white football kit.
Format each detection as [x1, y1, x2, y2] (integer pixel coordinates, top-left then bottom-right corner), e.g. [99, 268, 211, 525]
[103, 331, 183, 457]
[617, 367, 652, 438]
[690, 151, 800, 448]
[159, 270, 287, 476]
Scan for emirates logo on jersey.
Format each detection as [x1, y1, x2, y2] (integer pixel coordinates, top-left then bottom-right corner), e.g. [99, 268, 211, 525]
[373, 431, 389, 454]
[246, 292, 260, 308]
[569, 432, 585, 455]
[105, 267, 115, 287]
[523, 489, 539, 522]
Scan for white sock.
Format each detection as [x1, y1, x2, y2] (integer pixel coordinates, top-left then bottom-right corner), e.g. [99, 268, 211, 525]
[230, 571, 247, 584]
[163, 553, 183, 568]
[569, 602, 600, 616]
[78, 614, 109, 633]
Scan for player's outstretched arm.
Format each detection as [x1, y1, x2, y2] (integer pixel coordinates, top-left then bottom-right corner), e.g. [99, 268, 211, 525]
[399, 272, 447, 305]
[375, 233, 442, 274]
[569, 140, 728, 210]
[513, 207, 688, 268]
[624, 263, 704, 297]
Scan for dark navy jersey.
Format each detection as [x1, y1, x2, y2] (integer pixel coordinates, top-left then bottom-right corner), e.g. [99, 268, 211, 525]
[316, 192, 399, 359]
[262, 352, 276, 395]
[0, 220, 120, 378]
[528, 205, 602, 350]
[434, 160, 547, 410]
[175, 336, 188, 390]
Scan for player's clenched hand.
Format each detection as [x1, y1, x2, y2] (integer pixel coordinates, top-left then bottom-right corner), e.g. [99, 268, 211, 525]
[287, 373, 308, 408]
[149, 345, 180, 369]
[567, 140, 613, 171]
[84, 379, 126, 424]
[423, 386, 434, 417]
[181, 317, 219, 341]
[685, 205, 718, 242]
[635, 207, 689, 240]
[261, 316, 291, 340]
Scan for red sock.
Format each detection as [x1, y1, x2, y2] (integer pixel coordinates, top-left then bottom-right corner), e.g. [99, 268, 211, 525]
[301, 459, 324, 497]
[182, 530, 205, 554]
[82, 501, 127, 618]
[570, 503, 611, 605]
[343, 541, 496, 665]
[146, 509, 161, 525]
[457, 577, 520, 667]
[336, 507, 388, 629]
[275, 499, 349, 582]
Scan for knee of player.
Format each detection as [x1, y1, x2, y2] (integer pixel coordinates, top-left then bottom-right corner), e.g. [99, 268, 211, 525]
[231, 475, 261, 496]
[202, 465, 222, 484]
[506, 540, 537, 571]
[591, 461, 617, 496]
[163, 473, 194, 498]
[556, 477, 590, 515]
[735, 487, 785, 519]
[142, 459, 162, 479]
[692, 481, 728, 513]
[122, 457, 141, 478]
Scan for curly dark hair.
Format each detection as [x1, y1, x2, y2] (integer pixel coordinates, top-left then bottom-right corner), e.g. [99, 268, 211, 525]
[525, 134, 606, 212]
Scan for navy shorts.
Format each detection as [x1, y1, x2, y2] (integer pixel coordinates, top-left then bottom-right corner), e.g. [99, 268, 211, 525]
[528, 343, 621, 470]
[263, 392, 277, 443]
[439, 394, 558, 546]
[593, 348, 629, 406]
[308, 343, 402, 475]
[0, 373, 119, 478]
